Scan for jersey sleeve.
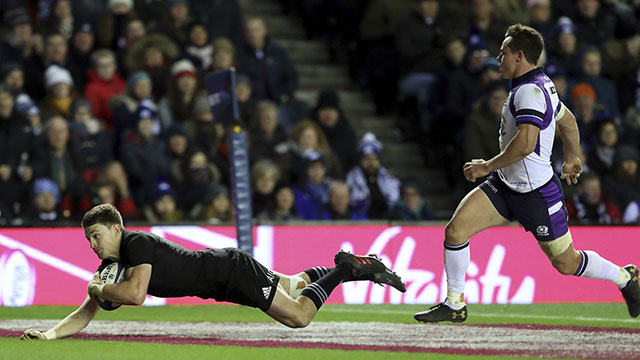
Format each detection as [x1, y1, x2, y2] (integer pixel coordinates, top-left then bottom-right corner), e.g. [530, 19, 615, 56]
[123, 233, 156, 266]
[512, 83, 548, 128]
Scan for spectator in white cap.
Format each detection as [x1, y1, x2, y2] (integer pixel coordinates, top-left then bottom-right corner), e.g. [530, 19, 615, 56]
[41, 65, 77, 118]
[28, 178, 64, 223]
[346, 132, 400, 219]
[158, 58, 201, 126]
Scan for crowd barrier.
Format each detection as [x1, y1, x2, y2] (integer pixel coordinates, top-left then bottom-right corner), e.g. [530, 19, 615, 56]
[0, 225, 637, 306]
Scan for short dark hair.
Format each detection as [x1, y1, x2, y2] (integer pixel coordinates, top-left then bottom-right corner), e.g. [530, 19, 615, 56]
[505, 24, 544, 65]
[81, 204, 124, 230]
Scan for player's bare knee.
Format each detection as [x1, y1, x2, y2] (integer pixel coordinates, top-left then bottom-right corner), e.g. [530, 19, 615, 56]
[444, 222, 467, 246]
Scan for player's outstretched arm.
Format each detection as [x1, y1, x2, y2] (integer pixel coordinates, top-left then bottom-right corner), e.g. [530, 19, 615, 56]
[556, 102, 583, 185]
[464, 123, 539, 182]
[21, 295, 100, 340]
[89, 263, 151, 306]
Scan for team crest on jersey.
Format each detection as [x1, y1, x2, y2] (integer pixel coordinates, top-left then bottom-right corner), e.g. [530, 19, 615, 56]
[536, 225, 549, 237]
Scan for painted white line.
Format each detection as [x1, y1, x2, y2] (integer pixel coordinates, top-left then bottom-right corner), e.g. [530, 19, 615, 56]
[322, 306, 639, 323]
[0, 233, 93, 281]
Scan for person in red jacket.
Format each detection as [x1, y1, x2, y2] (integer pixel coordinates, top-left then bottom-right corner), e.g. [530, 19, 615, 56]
[84, 48, 126, 129]
[566, 171, 621, 224]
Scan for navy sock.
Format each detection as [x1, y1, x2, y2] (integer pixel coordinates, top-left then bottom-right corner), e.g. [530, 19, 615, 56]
[304, 266, 332, 282]
[301, 265, 349, 309]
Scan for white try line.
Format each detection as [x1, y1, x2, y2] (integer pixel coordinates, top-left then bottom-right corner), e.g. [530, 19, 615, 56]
[322, 306, 640, 324]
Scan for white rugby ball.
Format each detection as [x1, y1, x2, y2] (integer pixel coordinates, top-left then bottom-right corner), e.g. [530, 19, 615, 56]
[97, 261, 126, 311]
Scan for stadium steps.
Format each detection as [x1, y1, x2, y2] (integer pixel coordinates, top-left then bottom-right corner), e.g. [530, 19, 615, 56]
[239, 0, 457, 217]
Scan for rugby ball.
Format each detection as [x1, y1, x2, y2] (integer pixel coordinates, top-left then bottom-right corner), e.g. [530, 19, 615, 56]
[97, 261, 126, 311]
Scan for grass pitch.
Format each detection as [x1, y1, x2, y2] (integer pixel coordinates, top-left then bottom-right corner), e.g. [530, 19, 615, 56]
[1, 303, 637, 360]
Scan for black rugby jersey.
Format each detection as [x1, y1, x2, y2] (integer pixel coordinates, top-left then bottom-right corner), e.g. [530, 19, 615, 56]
[99, 230, 231, 299]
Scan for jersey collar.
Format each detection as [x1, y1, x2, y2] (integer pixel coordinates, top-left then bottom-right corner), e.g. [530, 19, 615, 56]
[511, 67, 544, 89]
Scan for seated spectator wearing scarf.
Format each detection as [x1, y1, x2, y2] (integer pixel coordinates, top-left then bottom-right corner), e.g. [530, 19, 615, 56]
[346, 133, 400, 219]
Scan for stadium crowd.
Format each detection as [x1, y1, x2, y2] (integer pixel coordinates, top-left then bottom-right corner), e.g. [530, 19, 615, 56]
[0, 0, 639, 226]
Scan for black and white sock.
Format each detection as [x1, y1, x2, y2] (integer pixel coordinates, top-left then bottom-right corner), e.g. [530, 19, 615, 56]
[301, 265, 349, 309]
[304, 266, 332, 282]
[574, 250, 630, 288]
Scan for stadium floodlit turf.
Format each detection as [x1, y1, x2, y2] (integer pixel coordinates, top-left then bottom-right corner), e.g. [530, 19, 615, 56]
[1, 303, 638, 360]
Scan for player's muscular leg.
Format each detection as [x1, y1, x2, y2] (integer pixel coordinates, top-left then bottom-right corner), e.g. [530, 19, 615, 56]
[265, 286, 316, 328]
[543, 232, 582, 275]
[445, 187, 509, 246]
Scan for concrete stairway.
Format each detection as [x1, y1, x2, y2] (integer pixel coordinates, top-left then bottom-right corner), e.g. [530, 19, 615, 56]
[238, 0, 455, 218]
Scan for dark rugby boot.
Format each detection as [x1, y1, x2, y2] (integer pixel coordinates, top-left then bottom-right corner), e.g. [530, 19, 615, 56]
[414, 302, 467, 323]
[334, 250, 406, 293]
[621, 265, 640, 317]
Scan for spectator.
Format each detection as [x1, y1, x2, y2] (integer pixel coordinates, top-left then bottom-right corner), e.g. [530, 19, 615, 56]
[248, 100, 290, 176]
[111, 71, 157, 139]
[294, 150, 331, 220]
[547, 17, 583, 79]
[587, 120, 620, 176]
[236, 17, 303, 131]
[182, 22, 213, 71]
[68, 23, 96, 92]
[188, 0, 244, 47]
[163, 123, 192, 185]
[40, 65, 78, 118]
[125, 33, 179, 99]
[569, 82, 610, 151]
[320, 180, 367, 221]
[31, 116, 86, 217]
[257, 181, 299, 221]
[602, 145, 640, 209]
[0, 7, 42, 69]
[251, 159, 280, 216]
[156, 0, 193, 46]
[79, 162, 137, 221]
[464, 81, 507, 163]
[119, 105, 170, 206]
[346, 133, 401, 219]
[395, 0, 448, 134]
[209, 37, 236, 72]
[1, 63, 30, 104]
[566, 172, 621, 224]
[84, 48, 126, 129]
[200, 184, 232, 223]
[158, 59, 202, 127]
[178, 150, 222, 216]
[622, 200, 640, 224]
[289, 119, 343, 184]
[27, 178, 65, 223]
[143, 180, 183, 222]
[96, 0, 137, 50]
[527, 0, 555, 42]
[236, 74, 257, 124]
[573, 0, 616, 47]
[312, 90, 358, 172]
[574, 47, 620, 119]
[465, 0, 510, 56]
[390, 178, 435, 220]
[68, 98, 116, 177]
[37, 0, 74, 40]
[187, 96, 224, 157]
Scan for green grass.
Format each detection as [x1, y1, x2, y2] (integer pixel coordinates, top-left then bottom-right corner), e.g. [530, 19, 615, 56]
[1, 303, 636, 328]
[1, 303, 635, 360]
[0, 338, 559, 360]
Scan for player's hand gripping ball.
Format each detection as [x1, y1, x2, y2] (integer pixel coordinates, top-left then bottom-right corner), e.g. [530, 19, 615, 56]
[97, 261, 126, 311]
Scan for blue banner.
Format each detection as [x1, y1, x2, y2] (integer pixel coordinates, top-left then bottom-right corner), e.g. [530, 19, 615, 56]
[228, 127, 253, 254]
[204, 68, 240, 124]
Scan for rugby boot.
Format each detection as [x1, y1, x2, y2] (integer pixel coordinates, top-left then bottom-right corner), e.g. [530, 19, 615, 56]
[414, 302, 467, 323]
[334, 250, 406, 292]
[621, 265, 640, 317]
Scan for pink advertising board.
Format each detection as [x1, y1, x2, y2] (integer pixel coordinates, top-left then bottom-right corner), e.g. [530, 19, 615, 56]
[0, 225, 637, 307]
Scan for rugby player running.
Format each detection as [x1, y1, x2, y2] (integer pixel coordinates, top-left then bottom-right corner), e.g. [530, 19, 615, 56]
[21, 204, 405, 340]
[415, 24, 640, 323]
